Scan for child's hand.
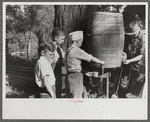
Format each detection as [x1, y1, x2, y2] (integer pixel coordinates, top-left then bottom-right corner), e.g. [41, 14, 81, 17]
[123, 59, 131, 64]
[101, 61, 105, 65]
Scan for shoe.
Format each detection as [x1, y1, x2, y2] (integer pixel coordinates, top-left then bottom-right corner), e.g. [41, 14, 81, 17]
[126, 93, 139, 98]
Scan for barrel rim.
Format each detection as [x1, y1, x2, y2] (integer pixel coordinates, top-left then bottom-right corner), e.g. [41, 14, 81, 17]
[93, 12, 123, 16]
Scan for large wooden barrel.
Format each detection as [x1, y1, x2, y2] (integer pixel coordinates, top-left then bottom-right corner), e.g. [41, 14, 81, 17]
[86, 12, 124, 68]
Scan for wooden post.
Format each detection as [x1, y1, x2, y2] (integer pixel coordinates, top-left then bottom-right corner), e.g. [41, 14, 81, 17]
[99, 72, 111, 98]
[106, 75, 109, 99]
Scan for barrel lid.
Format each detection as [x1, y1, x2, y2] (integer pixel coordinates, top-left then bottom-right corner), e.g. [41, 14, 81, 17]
[93, 12, 123, 16]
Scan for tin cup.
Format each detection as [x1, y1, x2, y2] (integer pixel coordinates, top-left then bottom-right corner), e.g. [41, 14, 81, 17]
[92, 71, 99, 77]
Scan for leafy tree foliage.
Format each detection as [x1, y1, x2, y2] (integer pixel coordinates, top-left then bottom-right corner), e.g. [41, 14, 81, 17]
[96, 5, 123, 13]
[123, 5, 145, 28]
[6, 5, 54, 59]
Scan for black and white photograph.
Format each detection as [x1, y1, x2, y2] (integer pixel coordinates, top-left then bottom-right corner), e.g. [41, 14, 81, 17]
[2, 2, 148, 120]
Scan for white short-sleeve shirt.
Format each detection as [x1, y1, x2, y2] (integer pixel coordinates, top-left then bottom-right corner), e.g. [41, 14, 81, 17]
[35, 56, 55, 87]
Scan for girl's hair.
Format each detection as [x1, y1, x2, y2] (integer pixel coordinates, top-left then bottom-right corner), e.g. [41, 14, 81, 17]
[52, 27, 65, 41]
[38, 42, 55, 56]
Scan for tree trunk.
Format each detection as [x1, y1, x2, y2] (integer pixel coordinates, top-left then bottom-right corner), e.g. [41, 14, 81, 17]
[27, 30, 32, 60]
[53, 5, 97, 49]
[17, 38, 22, 59]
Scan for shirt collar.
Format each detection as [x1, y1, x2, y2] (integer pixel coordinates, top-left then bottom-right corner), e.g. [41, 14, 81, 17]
[52, 41, 61, 49]
[40, 56, 49, 63]
[71, 44, 77, 48]
[52, 42, 57, 48]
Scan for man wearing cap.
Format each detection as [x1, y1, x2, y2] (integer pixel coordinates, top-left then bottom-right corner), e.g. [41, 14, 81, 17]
[119, 20, 145, 98]
[65, 31, 105, 98]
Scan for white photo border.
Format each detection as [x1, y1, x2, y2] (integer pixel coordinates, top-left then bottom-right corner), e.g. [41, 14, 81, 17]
[2, 2, 148, 120]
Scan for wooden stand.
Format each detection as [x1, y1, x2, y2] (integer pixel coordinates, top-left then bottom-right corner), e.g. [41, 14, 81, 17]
[97, 72, 111, 98]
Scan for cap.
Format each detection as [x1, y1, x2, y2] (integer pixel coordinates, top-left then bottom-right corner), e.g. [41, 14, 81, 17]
[125, 20, 140, 35]
[69, 31, 83, 41]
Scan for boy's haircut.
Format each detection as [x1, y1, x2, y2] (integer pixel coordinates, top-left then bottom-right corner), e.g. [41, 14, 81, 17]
[38, 42, 55, 56]
[52, 27, 65, 41]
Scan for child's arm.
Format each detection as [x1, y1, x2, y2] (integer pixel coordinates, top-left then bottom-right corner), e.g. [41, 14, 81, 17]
[43, 75, 55, 98]
[123, 54, 143, 64]
[91, 57, 105, 65]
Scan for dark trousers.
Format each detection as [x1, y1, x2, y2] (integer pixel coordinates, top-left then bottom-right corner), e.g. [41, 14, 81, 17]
[119, 71, 145, 98]
[34, 87, 50, 98]
[54, 63, 62, 98]
[129, 73, 145, 95]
